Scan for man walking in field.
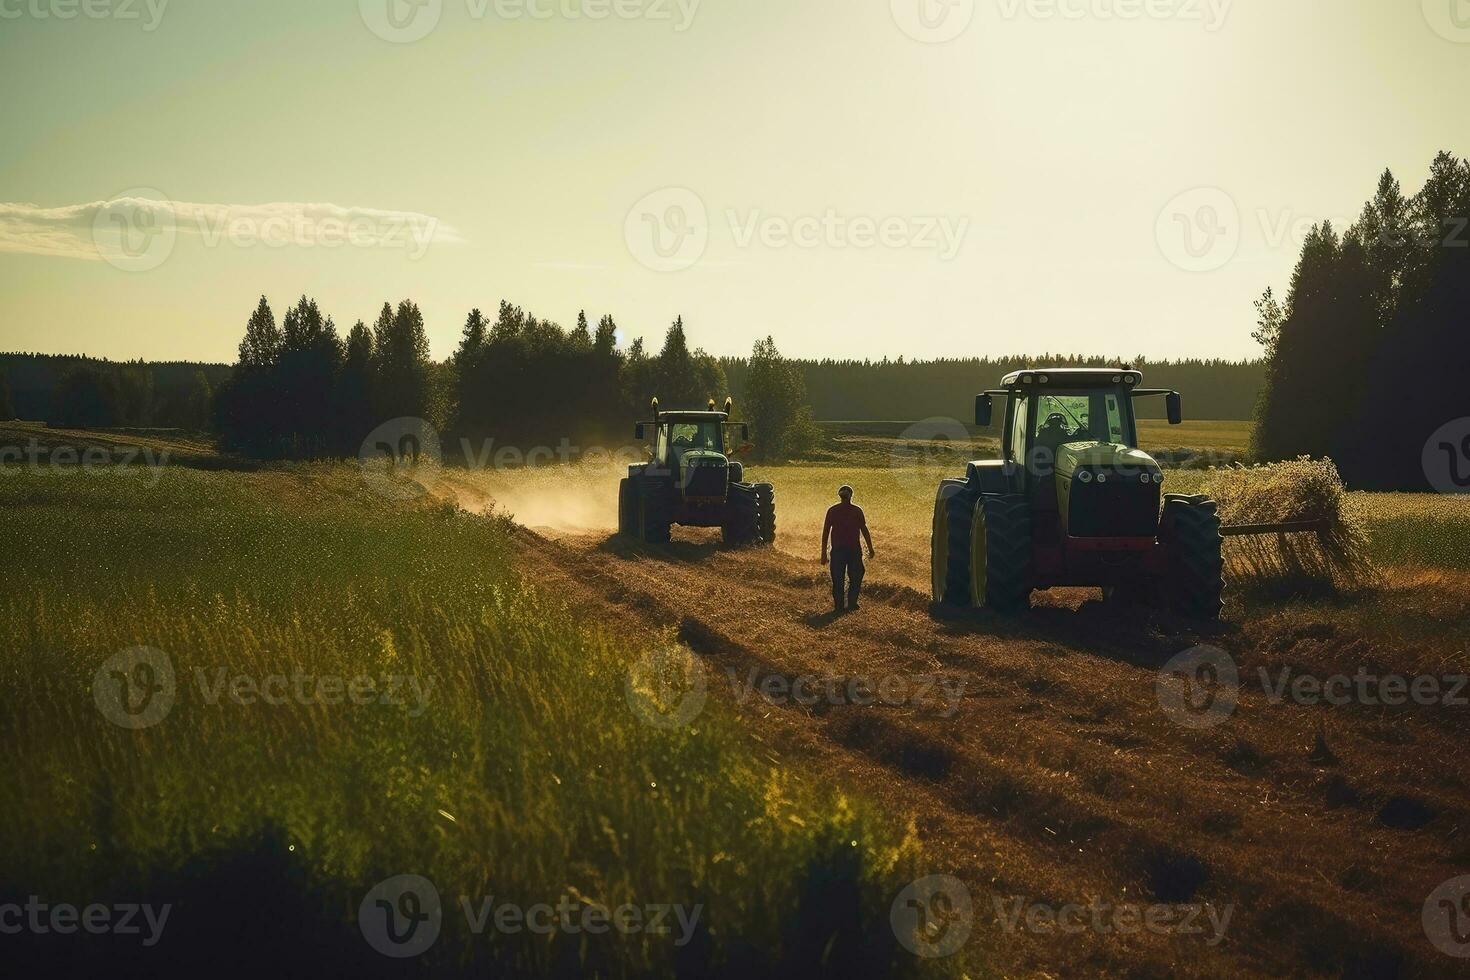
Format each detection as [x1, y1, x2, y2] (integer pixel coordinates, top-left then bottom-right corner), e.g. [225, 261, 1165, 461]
[821, 485, 875, 614]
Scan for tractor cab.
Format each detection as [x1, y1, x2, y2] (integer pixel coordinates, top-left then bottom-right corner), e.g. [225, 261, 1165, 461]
[635, 399, 750, 500]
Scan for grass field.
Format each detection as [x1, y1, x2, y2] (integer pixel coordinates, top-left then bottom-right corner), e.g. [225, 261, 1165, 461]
[6, 423, 1469, 975]
[0, 465, 950, 978]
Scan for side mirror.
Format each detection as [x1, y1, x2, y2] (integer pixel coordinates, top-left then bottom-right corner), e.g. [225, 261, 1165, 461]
[1166, 392, 1183, 426]
[975, 394, 993, 428]
[635, 423, 646, 440]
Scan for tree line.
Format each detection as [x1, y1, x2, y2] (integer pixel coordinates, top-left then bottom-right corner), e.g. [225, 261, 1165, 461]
[210, 295, 817, 462]
[1251, 151, 1470, 490]
[0, 353, 223, 430]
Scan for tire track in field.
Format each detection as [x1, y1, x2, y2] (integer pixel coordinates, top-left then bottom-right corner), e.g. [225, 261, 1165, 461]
[512, 526, 1453, 978]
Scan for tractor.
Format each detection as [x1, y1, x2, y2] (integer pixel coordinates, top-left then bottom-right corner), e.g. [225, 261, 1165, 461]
[619, 398, 777, 546]
[931, 368, 1225, 618]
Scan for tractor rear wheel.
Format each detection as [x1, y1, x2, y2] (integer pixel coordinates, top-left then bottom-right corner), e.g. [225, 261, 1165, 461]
[931, 480, 975, 605]
[637, 484, 673, 544]
[754, 484, 776, 545]
[969, 494, 1034, 612]
[1161, 494, 1224, 620]
[723, 484, 760, 546]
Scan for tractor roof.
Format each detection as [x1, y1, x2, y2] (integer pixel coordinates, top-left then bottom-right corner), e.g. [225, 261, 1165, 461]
[1000, 367, 1143, 389]
[656, 411, 730, 422]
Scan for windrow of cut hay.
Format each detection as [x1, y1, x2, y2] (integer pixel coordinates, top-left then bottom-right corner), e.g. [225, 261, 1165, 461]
[1204, 457, 1376, 592]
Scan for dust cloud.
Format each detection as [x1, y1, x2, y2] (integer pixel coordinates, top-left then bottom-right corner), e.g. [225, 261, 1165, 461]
[438, 463, 628, 532]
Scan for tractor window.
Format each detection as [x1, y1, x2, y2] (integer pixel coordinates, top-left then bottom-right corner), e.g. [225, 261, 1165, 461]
[668, 422, 722, 457]
[1007, 398, 1029, 461]
[1032, 391, 1130, 448]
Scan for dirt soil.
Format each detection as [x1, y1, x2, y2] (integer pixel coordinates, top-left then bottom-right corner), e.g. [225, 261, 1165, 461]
[502, 512, 1467, 978]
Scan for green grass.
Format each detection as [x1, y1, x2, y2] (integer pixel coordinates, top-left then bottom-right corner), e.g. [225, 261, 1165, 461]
[0, 465, 944, 978]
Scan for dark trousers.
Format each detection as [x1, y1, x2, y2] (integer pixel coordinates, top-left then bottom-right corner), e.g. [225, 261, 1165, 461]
[830, 546, 865, 609]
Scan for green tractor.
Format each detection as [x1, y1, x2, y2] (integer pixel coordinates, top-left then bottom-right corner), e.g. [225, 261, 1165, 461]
[931, 368, 1224, 618]
[619, 398, 777, 547]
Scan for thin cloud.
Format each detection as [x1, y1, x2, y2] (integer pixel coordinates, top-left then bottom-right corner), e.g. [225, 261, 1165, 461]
[0, 197, 463, 260]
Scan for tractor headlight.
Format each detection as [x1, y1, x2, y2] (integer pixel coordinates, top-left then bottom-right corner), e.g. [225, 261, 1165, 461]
[1139, 473, 1151, 484]
[1096, 473, 1108, 484]
[1153, 472, 1165, 484]
[1077, 470, 1093, 483]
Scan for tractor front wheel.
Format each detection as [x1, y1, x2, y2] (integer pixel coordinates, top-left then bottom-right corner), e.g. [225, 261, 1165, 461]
[618, 479, 637, 537]
[1161, 494, 1224, 620]
[637, 486, 673, 545]
[969, 494, 1034, 612]
[931, 480, 975, 606]
[723, 484, 760, 547]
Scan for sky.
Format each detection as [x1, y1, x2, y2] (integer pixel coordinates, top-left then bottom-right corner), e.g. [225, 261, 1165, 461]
[0, 0, 1466, 365]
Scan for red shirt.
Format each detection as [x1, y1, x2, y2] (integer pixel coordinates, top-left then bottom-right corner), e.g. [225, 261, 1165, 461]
[824, 502, 867, 550]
